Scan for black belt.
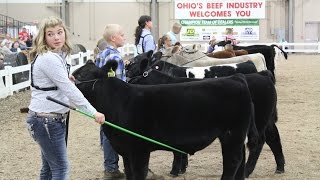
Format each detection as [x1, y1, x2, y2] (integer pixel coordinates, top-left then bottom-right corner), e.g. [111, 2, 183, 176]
[29, 110, 68, 119]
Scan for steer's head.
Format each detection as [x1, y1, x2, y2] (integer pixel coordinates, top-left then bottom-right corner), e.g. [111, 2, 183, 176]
[72, 60, 105, 103]
[126, 50, 162, 79]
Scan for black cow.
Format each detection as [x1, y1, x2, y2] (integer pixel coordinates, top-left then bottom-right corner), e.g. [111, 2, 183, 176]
[125, 53, 285, 177]
[73, 60, 255, 180]
[215, 41, 288, 79]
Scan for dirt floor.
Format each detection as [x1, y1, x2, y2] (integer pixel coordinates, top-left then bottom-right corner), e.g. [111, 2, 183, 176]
[0, 54, 319, 180]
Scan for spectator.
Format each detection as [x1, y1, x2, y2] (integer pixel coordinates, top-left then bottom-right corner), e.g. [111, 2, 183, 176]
[134, 15, 156, 55]
[207, 36, 217, 53]
[225, 28, 239, 45]
[167, 22, 182, 45]
[10, 41, 21, 53]
[19, 27, 30, 44]
[1, 33, 13, 50]
[93, 38, 108, 64]
[279, 38, 288, 50]
[26, 34, 33, 48]
[18, 37, 27, 50]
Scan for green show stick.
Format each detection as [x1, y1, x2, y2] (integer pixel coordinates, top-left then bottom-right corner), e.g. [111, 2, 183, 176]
[46, 96, 188, 155]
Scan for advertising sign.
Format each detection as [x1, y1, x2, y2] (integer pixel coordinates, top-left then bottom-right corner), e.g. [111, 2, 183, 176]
[179, 19, 259, 41]
[175, 0, 265, 19]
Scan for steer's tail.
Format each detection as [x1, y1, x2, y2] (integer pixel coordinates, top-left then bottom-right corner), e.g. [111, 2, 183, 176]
[20, 107, 29, 113]
[247, 102, 259, 147]
[271, 44, 288, 60]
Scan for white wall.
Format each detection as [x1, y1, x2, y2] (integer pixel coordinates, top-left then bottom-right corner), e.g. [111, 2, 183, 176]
[1, 0, 319, 49]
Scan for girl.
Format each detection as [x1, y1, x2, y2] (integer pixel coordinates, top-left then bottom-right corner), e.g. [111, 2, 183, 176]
[26, 16, 105, 179]
[134, 15, 156, 55]
[157, 34, 172, 54]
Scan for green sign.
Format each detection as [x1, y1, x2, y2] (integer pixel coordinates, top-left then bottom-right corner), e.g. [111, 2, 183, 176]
[180, 19, 259, 26]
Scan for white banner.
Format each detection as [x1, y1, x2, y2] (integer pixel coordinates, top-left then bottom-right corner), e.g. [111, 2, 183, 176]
[175, 0, 266, 19]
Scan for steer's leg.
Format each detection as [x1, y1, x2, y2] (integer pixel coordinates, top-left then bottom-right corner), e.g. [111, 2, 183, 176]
[219, 130, 246, 180]
[170, 152, 181, 177]
[234, 145, 246, 180]
[123, 156, 133, 180]
[265, 123, 285, 174]
[180, 153, 188, 174]
[245, 132, 266, 177]
[131, 151, 150, 180]
[170, 152, 188, 176]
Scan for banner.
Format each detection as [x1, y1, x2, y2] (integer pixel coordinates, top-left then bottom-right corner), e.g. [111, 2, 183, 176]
[179, 19, 259, 41]
[175, 0, 265, 19]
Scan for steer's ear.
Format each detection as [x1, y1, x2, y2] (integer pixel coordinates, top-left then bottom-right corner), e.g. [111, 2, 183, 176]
[146, 50, 153, 58]
[104, 60, 118, 71]
[152, 52, 162, 63]
[86, 59, 94, 64]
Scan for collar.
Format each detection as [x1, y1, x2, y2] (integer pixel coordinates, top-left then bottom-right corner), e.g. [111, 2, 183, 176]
[106, 45, 120, 53]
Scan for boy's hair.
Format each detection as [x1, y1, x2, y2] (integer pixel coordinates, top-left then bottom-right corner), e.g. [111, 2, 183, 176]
[103, 24, 122, 43]
[30, 16, 72, 59]
[172, 22, 182, 30]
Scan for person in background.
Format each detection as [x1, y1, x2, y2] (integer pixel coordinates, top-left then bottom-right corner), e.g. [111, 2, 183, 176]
[95, 24, 126, 180]
[26, 34, 33, 48]
[167, 22, 182, 46]
[10, 41, 21, 53]
[93, 38, 108, 65]
[1, 33, 13, 51]
[19, 27, 30, 44]
[207, 36, 217, 54]
[26, 16, 105, 180]
[134, 15, 156, 55]
[157, 34, 172, 54]
[225, 28, 239, 45]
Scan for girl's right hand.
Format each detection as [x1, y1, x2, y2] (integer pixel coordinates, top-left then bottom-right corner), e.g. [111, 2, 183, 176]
[94, 112, 105, 125]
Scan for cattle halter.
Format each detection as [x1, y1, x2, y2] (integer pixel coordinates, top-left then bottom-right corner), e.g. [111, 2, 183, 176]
[75, 79, 99, 91]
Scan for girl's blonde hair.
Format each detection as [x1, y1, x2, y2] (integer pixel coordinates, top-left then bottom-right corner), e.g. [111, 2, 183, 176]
[30, 16, 72, 59]
[157, 34, 170, 51]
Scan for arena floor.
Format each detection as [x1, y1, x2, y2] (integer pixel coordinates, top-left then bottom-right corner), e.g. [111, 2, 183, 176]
[0, 54, 319, 179]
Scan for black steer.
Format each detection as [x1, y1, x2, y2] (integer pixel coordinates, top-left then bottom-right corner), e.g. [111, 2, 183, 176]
[216, 42, 288, 79]
[125, 53, 285, 177]
[73, 60, 254, 180]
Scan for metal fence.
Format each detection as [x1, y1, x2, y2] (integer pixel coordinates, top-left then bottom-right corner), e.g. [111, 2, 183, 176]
[0, 14, 32, 39]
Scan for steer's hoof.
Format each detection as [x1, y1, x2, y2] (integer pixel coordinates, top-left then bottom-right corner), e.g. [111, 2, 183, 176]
[275, 169, 285, 174]
[179, 168, 186, 174]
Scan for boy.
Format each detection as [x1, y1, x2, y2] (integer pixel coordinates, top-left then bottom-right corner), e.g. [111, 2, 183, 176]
[96, 24, 126, 179]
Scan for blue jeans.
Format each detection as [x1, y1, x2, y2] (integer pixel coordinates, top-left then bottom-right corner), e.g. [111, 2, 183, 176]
[100, 126, 119, 172]
[26, 113, 69, 180]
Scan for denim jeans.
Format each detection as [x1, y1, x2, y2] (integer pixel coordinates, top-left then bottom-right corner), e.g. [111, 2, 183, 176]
[100, 126, 119, 172]
[26, 113, 69, 180]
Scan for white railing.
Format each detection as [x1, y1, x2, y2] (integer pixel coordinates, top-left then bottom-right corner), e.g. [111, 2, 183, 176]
[117, 42, 320, 55]
[178, 42, 320, 54]
[1, 42, 319, 99]
[0, 50, 93, 99]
